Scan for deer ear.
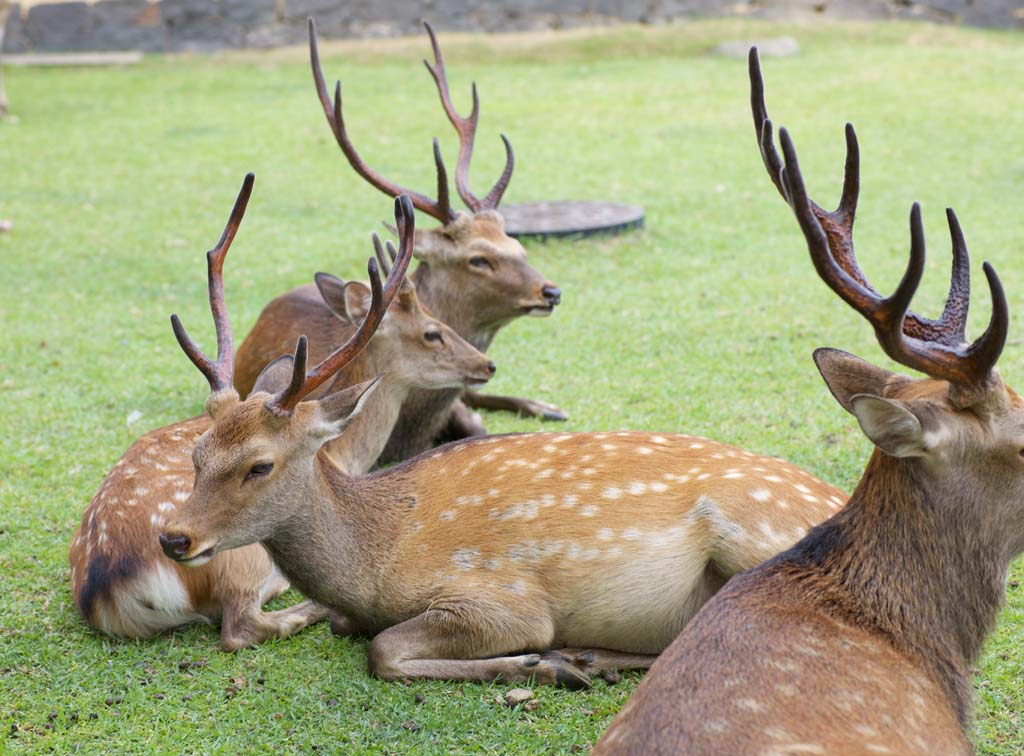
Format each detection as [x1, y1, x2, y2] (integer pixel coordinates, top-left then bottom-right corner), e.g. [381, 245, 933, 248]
[251, 355, 296, 396]
[849, 394, 926, 458]
[341, 281, 372, 323]
[311, 377, 381, 440]
[813, 348, 913, 413]
[413, 228, 455, 261]
[315, 272, 354, 324]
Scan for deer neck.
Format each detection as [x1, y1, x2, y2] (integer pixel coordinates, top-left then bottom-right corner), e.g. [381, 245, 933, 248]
[260, 454, 398, 625]
[785, 449, 1007, 723]
[411, 265, 499, 351]
[322, 365, 410, 476]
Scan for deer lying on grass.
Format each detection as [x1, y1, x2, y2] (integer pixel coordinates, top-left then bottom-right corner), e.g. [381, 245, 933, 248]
[161, 184, 851, 689]
[70, 179, 494, 650]
[233, 20, 564, 467]
[592, 50, 1019, 754]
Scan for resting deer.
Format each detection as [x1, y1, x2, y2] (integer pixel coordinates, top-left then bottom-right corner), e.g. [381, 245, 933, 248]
[592, 50, 1019, 754]
[233, 20, 564, 466]
[161, 181, 851, 689]
[70, 178, 494, 650]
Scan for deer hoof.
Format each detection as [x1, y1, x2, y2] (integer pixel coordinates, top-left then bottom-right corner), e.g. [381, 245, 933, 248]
[553, 661, 592, 690]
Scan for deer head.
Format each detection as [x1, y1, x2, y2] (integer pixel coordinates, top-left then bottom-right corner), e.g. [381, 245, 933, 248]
[313, 235, 496, 390]
[160, 178, 415, 565]
[308, 18, 560, 339]
[750, 45, 1024, 663]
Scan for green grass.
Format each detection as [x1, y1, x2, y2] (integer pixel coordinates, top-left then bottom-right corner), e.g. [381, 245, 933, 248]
[2, 17, 1024, 754]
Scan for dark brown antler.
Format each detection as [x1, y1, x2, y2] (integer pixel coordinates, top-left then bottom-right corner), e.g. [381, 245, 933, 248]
[422, 20, 514, 212]
[265, 194, 417, 416]
[308, 18, 456, 224]
[371, 232, 412, 292]
[749, 48, 977, 346]
[171, 173, 254, 394]
[749, 48, 1008, 400]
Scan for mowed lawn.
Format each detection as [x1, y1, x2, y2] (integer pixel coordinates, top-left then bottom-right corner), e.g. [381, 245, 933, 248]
[2, 18, 1023, 755]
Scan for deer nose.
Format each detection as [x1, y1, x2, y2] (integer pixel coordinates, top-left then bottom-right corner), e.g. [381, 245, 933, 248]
[487, 361, 497, 376]
[542, 285, 561, 306]
[159, 532, 192, 560]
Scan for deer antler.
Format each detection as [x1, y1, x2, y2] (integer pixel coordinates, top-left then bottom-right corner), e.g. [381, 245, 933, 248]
[265, 194, 417, 416]
[308, 19, 456, 224]
[749, 48, 1008, 401]
[422, 21, 514, 212]
[171, 173, 254, 394]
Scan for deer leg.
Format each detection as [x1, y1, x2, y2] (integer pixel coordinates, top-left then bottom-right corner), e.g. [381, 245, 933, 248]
[462, 390, 568, 422]
[440, 399, 487, 442]
[367, 605, 590, 688]
[220, 598, 329, 651]
[213, 546, 329, 651]
[544, 648, 658, 674]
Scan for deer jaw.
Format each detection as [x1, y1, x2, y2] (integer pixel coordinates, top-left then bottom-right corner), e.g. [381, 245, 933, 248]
[411, 211, 560, 349]
[161, 383, 376, 563]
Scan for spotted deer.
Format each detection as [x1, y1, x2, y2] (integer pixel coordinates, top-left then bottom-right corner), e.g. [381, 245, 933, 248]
[160, 178, 851, 688]
[232, 20, 563, 467]
[592, 50, 1020, 754]
[69, 180, 493, 650]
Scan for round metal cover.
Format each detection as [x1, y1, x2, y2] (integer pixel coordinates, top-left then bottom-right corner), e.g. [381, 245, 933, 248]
[500, 201, 645, 241]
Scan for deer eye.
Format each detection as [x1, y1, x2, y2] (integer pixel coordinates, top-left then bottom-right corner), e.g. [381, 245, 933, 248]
[425, 330, 443, 343]
[469, 256, 494, 270]
[245, 462, 274, 481]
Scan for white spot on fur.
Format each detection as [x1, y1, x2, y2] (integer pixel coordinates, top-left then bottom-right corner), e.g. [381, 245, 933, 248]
[596, 528, 614, 541]
[627, 481, 648, 495]
[622, 528, 641, 540]
[440, 510, 456, 521]
[764, 475, 783, 483]
[750, 488, 771, 502]
[651, 436, 668, 444]
[649, 482, 668, 493]
[602, 486, 622, 500]
[451, 548, 479, 570]
[723, 472, 745, 479]
[635, 447, 652, 455]
[561, 494, 578, 508]
[689, 443, 704, 450]
[579, 505, 598, 517]
[794, 483, 811, 494]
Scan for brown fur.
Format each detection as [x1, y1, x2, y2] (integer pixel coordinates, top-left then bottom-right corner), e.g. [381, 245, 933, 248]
[592, 363, 1024, 753]
[163, 391, 847, 686]
[71, 283, 492, 649]
[233, 210, 560, 466]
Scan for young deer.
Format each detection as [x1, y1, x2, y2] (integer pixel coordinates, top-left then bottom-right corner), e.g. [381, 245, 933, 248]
[592, 51, 1018, 754]
[232, 20, 564, 467]
[160, 180, 851, 689]
[70, 180, 490, 649]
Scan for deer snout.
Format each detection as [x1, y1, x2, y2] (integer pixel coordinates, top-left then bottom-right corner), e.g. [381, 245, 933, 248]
[487, 361, 497, 376]
[159, 532, 192, 560]
[542, 284, 561, 307]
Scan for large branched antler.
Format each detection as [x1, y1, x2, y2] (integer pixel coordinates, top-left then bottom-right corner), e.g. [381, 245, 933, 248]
[309, 19, 456, 224]
[264, 195, 417, 416]
[749, 48, 1008, 402]
[171, 173, 254, 394]
[422, 21, 514, 212]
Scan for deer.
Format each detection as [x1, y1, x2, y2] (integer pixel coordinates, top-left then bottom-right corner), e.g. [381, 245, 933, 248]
[159, 179, 854, 690]
[232, 19, 564, 468]
[69, 178, 496, 650]
[591, 50, 1019, 755]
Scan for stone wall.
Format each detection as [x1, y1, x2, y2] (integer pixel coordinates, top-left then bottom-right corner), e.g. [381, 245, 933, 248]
[3, 0, 1023, 54]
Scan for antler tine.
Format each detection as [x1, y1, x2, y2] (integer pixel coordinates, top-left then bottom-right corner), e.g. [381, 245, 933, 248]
[266, 195, 417, 415]
[308, 18, 456, 224]
[371, 233, 391, 276]
[777, 127, 1007, 397]
[422, 20, 514, 212]
[752, 53, 992, 358]
[170, 173, 254, 394]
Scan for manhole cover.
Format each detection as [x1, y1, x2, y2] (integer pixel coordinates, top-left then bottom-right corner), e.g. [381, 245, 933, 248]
[500, 201, 645, 241]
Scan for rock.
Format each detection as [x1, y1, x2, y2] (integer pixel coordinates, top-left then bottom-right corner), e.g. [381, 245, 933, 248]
[92, 0, 165, 52]
[503, 688, 535, 707]
[24, 2, 95, 52]
[712, 36, 799, 59]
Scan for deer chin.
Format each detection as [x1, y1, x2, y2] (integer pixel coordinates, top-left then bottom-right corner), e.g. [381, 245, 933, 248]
[521, 304, 555, 317]
[464, 378, 491, 390]
[177, 543, 218, 567]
